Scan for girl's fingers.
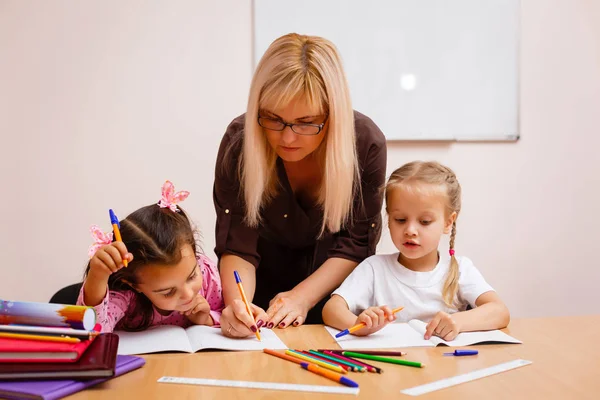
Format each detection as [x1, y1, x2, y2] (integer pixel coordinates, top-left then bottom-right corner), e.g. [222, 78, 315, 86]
[113, 241, 129, 257]
[96, 250, 119, 273]
[439, 325, 452, 339]
[381, 306, 394, 321]
[104, 245, 125, 267]
[361, 313, 374, 328]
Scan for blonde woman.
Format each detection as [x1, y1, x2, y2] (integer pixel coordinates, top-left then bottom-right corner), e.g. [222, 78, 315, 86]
[214, 33, 387, 338]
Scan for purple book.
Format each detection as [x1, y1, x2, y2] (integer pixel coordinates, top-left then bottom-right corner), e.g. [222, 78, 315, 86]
[0, 355, 145, 400]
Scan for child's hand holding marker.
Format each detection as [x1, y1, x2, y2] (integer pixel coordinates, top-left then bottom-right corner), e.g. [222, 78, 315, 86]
[88, 210, 133, 281]
[334, 306, 404, 338]
[352, 305, 397, 336]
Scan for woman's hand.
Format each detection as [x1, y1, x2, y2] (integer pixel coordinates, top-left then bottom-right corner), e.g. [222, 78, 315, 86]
[220, 299, 268, 338]
[265, 291, 311, 329]
[352, 305, 396, 336]
[425, 311, 461, 341]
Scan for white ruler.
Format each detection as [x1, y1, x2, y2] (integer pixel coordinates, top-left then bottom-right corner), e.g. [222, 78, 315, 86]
[158, 376, 359, 395]
[401, 359, 532, 396]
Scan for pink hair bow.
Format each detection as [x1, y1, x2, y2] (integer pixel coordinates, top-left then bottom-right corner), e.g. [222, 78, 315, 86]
[158, 180, 190, 212]
[88, 225, 113, 258]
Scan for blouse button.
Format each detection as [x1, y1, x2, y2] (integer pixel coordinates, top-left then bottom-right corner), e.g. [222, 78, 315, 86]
[371, 223, 376, 228]
[283, 214, 288, 218]
[225, 209, 230, 214]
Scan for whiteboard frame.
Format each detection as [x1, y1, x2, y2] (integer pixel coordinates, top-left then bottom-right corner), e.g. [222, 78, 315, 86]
[252, 0, 520, 143]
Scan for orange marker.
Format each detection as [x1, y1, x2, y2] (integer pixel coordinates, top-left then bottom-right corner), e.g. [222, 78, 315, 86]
[234, 270, 261, 341]
[109, 209, 128, 267]
[263, 349, 304, 365]
[300, 363, 359, 388]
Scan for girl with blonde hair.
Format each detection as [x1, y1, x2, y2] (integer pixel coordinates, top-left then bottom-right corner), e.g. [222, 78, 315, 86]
[214, 33, 387, 337]
[323, 161, 510, 340]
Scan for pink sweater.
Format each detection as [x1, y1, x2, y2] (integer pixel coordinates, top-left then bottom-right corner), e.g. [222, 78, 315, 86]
[77, 254, 224, 333]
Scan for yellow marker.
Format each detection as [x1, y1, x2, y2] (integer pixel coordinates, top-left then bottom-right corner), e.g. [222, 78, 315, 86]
[0, 332, 81, 344]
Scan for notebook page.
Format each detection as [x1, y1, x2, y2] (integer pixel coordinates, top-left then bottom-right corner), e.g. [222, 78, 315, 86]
[325, 323, 434, 349]
[116, 325, 193, 355]
[408, 319, 522, 347]
[185, 325, 288, 352]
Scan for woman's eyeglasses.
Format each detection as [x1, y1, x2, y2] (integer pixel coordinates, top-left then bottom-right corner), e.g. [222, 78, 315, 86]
[257, 114, 328, 136]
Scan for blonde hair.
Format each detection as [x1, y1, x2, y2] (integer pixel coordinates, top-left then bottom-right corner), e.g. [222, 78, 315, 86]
[242, 33, 358, 235]
[386, 161, 462, 307]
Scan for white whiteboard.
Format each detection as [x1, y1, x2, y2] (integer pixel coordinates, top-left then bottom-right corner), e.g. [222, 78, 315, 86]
[253, 0, 519, 141]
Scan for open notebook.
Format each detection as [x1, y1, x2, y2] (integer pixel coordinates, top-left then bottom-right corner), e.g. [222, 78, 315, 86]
[326, 320, 521, 349]
[116, 325, 287, 355]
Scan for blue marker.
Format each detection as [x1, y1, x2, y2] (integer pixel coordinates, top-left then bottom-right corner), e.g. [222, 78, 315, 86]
[444, 349, 478, 356]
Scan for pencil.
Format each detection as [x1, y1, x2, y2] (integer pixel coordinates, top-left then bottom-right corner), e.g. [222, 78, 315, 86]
[308, 350, 366, 372]
[299, 351, 354, 372]
[263, 349, 304, 365]
[323, 350, 382, 373]
[300, 362, 359, 388]
[335, 307, 404, 338]
[320, 349, 407, 357]
[233, 270, 261, 341]
[285, 350, 347, 374]
[109, 209, 128, 267]
[0, 332, 81, 344]
[342, 351, 425, 368]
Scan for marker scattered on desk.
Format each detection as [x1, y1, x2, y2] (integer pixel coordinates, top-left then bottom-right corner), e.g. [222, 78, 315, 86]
[335, 307, 404, 338]
[444, 349, 478, 356]
[109, 209, 128, 267]
[300, 362, 359, 388]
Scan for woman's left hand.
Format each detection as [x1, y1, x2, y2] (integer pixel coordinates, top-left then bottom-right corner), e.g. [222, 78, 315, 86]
[265, 291, 310, 329]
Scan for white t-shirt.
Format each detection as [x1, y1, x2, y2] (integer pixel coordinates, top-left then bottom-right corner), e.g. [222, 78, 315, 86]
[332, 253, 494, 323]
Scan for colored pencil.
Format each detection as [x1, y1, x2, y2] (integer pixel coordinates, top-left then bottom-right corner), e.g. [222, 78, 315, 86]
[300, 363, 359, 388]
[308, 350, 366, 372]
[320, 349, 407, 357]
[298, 351, 352, 372]
[285, 350, 347, 374]
[263, 349, 304, 365]
[342, 351, 425, 368]
[323, 350, 382, 373]
[0, 332, 80, 343]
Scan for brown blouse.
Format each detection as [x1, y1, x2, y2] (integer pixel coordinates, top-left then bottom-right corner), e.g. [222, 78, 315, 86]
[213, 111, 387, 323]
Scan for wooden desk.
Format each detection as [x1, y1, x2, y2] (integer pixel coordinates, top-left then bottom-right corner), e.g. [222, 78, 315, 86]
[69, 316, 600, 399]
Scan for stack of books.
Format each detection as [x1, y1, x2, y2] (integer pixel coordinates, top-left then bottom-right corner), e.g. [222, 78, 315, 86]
[0, 299, 145, 400]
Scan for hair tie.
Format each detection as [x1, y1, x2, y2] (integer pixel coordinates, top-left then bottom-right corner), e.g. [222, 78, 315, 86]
[88, 225, 113, 258]
[449, 249, 455, 256]
[158, 180, 190, 212]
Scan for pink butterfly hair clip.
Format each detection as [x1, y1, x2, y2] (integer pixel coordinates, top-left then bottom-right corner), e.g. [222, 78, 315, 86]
[88, 225, 113, 258]
[158, 180, 190, 212]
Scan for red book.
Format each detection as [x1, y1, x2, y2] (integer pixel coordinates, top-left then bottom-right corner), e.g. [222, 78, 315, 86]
[0, 334, 118, 380]
[0, 335, 96, 363]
